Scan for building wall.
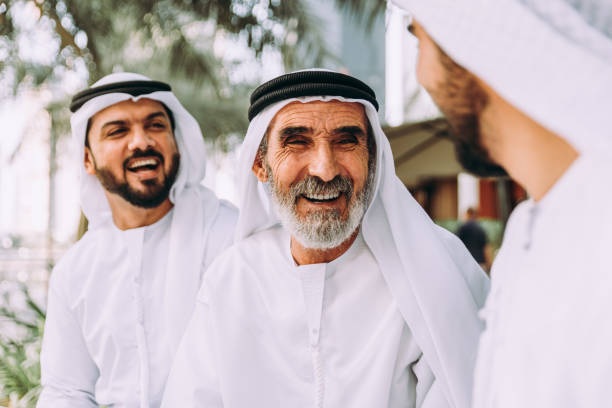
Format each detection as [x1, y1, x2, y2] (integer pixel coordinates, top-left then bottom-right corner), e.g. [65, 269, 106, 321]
[410, 177, 458, 220]
[430, 178, 458, 219]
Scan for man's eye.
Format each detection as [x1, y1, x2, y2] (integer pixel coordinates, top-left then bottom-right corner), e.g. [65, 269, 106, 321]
[150, 122, 166, 129]
[286, 138, 308, 146]
[108, 128, 127, 137]
[338, 136, 358, 145]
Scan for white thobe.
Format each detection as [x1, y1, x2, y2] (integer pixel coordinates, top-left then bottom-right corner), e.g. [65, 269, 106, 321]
[162, 226, 449, 408]
[37, 201, 237, 408]
[473, 156, 612, 407]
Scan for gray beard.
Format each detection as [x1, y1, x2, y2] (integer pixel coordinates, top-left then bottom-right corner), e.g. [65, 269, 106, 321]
[267, 163, 375, 250]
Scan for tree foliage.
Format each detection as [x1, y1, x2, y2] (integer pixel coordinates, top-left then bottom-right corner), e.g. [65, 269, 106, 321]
[334, 0, 386, 29]
[0, 0, 357, 142]
[1, 0, 386, 142]
[0, 285, 45, 407]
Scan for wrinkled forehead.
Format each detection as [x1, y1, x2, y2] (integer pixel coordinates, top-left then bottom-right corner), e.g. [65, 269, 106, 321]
[267, 100, 368, 136]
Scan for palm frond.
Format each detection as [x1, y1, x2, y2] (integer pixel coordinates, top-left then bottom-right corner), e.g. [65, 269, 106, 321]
[333, 0, 387, 29]
[0, 286, 44, 406]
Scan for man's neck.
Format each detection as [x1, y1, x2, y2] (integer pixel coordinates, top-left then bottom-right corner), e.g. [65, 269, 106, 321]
[291, 229, 359, 266]
[105, 193, 174, 230]
[480, 87, 579, 202]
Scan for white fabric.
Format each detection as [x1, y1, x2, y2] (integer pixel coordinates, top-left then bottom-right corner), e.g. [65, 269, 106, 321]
[68, 72, 217, 352]
[69, 72, 217, 351]
[163, 227, 449, 407]
[472, 156, 612, 407]
[70, 72, 207, 223]
[38, 72, 238, 407]
[38, 201, 236, 407]
[165, 90, 489, 407]
[391, 0, 612, 156]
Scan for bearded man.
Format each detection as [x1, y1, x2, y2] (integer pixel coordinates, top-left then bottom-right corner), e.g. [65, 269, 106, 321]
[37, 73, 237, 407]
[161, 70, 489, 408]
[391, 0, 612, 406]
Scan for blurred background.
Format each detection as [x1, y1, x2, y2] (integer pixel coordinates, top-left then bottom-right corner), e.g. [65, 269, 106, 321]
[0, 0, 526, 405]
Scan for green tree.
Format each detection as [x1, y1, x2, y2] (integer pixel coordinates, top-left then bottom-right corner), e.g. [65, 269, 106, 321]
[1, 0, 386, 140]
[0, 0, 348, 140]
[0, 285, 45, 407]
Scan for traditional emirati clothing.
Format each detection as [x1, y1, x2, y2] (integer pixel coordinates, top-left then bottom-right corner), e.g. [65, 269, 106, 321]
[391, 0, 612, 406]
[473, 156, 612, 407]
[162, 71, 489, 408]
[37, 73, 237, 408]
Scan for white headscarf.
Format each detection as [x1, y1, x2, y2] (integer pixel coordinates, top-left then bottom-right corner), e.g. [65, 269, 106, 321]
[71, 72, 221, 349]
[236, 87, 489, 407]
[391, 0, 612, 156]
[71, 72, 207, 226]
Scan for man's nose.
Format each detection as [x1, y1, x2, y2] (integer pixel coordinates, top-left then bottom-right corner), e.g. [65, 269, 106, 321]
[127, 126, 154, 151]
[308, 143, 340, 182]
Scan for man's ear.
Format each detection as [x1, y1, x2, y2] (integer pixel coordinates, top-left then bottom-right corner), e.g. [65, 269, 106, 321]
[84, 147, 96, 175]
[252, 153, 268, 182]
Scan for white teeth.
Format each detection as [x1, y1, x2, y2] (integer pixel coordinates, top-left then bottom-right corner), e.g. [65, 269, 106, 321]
[128, 158, 157, 170]
[305, 192, 341, 201]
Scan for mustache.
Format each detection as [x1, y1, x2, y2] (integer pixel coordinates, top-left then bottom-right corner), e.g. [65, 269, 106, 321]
[290, 175, 353, 199]
[122, 147, 165, 169]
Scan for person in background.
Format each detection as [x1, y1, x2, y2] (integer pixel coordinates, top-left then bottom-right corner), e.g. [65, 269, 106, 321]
[457, 208, 490, 273]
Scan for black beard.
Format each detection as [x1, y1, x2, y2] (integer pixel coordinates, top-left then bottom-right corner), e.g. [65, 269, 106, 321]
[447, 119, 508, 178]
[95, 148, 180, 209]
[432, 48, 508, 178]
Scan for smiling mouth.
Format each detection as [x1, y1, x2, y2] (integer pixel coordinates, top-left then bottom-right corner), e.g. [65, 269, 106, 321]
[126, 158, 160, 172]
[302, 192, 342, 203]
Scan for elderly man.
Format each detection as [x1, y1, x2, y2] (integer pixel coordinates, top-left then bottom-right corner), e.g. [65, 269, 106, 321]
[391, 0, 612, 406]
[162, 70, 489, 408]
[37, 73, 237, 407]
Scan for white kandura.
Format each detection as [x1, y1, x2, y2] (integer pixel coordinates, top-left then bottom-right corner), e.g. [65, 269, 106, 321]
[391, 0, 612, 406]
[162, 87, 490, 408]
[37, 72, 238, 408]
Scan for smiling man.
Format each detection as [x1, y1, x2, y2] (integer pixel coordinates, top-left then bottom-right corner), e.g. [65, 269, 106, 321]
[161, 70, 489, 408]
[84, 98, 181, 223]
[37, 73, 237, 407]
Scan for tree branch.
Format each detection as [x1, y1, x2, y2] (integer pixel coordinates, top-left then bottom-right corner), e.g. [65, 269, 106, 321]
[32, 0, 85, 58]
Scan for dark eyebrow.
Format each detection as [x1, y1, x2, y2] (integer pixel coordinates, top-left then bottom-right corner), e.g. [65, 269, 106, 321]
[279, 126, 313, 140]
[100, 111, 167, 131]
[333, 126, 365, 137]
[146, 111, 168, 121]
[101, 120, 127, 130]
